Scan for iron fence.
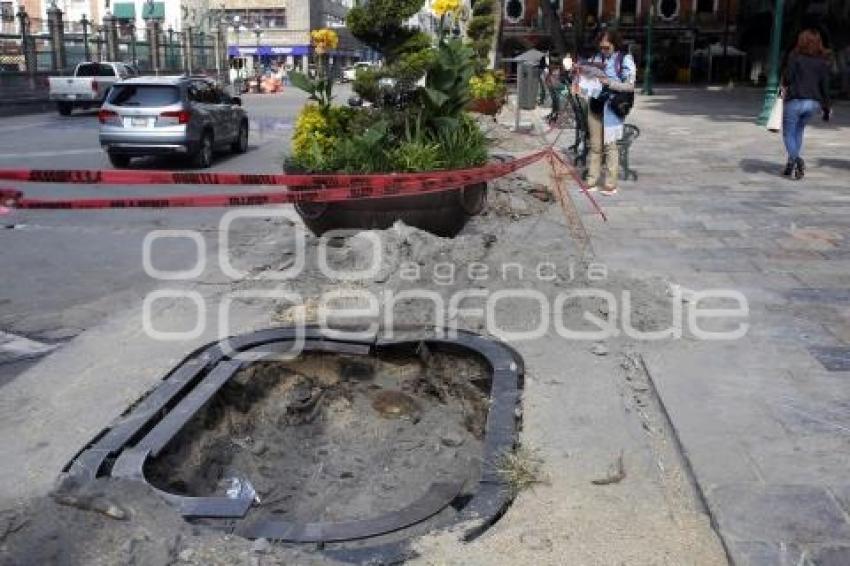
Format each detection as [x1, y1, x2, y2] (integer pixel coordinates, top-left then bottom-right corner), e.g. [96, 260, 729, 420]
[0, 8, 227, 104]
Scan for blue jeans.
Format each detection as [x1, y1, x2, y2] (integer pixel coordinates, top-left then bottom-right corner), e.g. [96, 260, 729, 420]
[782, 98, 819, 160]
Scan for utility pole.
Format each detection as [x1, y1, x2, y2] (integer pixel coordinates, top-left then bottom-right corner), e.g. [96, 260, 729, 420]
[642, 2, 654, 95]
[757, 0, 784, 125]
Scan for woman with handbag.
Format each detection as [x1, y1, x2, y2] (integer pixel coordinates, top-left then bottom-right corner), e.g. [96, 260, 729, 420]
[583, 30, 636, 196]
[781, 28, 832, 180]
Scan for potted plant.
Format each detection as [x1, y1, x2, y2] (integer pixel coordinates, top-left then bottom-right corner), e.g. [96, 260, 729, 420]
[468, 70, 507, 115]
[285, 3, 490, 237]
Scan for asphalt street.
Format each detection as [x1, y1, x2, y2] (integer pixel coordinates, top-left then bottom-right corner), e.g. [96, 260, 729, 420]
[0, 89, 316, 386]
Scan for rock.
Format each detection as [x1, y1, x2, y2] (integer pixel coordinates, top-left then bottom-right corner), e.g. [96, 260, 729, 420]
[440, 431, 465, 447]
[519, 531, 554, 551]
[251, 538, 272, 554]
[508, 195, 531, 214]
[250, 441, 268, 456]
[178, 548, 195, 562]
[590, 343, 609, 356]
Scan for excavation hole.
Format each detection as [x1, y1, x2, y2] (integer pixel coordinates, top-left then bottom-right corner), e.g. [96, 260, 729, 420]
[145, 348, 491, 530]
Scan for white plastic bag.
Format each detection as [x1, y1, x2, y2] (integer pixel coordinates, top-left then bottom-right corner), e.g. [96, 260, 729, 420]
[766, 95, 783, 132]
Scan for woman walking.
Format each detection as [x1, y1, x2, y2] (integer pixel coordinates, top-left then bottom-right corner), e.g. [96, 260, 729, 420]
[583, 30, 636, 196]
[781, 28, 832, 180]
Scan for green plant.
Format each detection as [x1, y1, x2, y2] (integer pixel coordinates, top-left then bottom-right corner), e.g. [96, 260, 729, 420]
[289, 28, 339, 110]
[419, 38, 476, 128]
[389, 140, 445, 172]
[289, 71, 334, 110]
[469, 70, 507, 100]
[466, 0, 498, 72]
[433, 113, 488, 169]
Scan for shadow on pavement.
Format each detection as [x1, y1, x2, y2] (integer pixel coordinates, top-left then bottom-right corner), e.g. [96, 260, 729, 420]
[639, 87, 764, 123]
[817, 158, 850, 170]
[739, 158, 782, 175]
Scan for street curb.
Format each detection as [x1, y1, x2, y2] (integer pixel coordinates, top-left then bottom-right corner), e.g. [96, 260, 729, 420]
[637, 352, 736, 566]
[0, 100, 54, 118]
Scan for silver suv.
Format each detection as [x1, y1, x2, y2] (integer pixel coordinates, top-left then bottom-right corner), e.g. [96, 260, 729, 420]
[98, 76, 249, 168]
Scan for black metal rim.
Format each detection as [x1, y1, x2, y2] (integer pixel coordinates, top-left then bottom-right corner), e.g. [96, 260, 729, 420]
[64, 327, 524, 564]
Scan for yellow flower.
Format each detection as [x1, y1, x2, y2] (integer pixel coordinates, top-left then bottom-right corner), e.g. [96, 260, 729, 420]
[432, 0, 460, 18]
[311, 28, 339, 53]
[292, 104, 334, 158]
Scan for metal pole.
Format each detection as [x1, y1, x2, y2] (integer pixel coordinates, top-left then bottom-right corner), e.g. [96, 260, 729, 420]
[515, 62, 523, 131]
[642, 2, 654, 95]
[48, 6, 66, 71]
[756, 0, 784, 125]
[17, 7, 35, 74]
[81, 15, 91, 61]
[722, 0, 731, 82]
[130, 18, 137, 64]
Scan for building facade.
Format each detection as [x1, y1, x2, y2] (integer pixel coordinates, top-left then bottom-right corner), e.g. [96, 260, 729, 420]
[501, 0, 741, 82]
[215, 0, 365, 73]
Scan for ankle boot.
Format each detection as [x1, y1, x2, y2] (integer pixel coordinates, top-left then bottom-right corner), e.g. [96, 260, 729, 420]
[782, 159, 794, 176]
[794, 157, 805, 180]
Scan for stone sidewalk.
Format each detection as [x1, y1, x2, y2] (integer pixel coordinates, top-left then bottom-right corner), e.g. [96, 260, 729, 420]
[557, 87, 850, 565]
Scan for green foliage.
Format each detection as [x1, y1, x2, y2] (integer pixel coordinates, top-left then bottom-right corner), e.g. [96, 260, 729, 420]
[288, 0, 490, 176]
[466, 0, 498, 72]
[419, 38, 476, 126]
[469, 70, 507, 100]
[289, 70, 334, 109]
[288, 105, 488, 175]
[389, 141, 445, 172]
[347, 0, 426, 65]
[432, 113, 489, 169]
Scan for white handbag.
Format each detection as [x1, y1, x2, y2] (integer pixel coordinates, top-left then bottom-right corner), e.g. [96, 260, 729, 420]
[766, 94, 783, 132]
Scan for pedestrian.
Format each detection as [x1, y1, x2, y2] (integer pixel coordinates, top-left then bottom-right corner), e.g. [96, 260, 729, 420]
[544, 59, 563, 122]
[780, 28, 832, 180]
[583, 29, 636, 196]
[538, 55, 548, 105]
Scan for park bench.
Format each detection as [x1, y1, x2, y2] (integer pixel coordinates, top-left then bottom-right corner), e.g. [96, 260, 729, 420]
[560, 89, 640, 181]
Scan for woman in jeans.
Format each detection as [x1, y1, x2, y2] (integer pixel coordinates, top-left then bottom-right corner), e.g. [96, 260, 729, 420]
[781, 28, 832, 180]
[583, 30, 636, 196]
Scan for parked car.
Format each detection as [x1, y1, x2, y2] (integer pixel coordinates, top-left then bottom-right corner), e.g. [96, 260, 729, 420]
[49, 62, 137, 116]
[98, 76, 249, 169]
[341, 61, 375, 83]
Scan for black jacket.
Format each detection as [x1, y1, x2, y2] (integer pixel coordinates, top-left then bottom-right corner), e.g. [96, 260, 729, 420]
[783, 52, 831, 109]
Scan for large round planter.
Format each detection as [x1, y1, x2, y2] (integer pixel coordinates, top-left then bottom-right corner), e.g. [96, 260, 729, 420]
[286, 164, 488, 238]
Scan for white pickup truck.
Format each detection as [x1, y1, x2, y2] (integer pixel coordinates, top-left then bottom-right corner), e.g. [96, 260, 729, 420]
[49, 62, 139, 116]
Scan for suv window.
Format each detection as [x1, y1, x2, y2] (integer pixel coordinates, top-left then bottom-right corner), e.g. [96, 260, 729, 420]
[107, 85, 181, 107]
[188, 81, 220, 104]
[76, 63, 117, 77]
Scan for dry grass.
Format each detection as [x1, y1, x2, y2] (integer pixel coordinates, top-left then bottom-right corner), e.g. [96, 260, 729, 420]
[497, 445, 549, 495]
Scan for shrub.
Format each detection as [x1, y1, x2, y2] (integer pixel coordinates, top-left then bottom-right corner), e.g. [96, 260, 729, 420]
[469, 70, 507, 100]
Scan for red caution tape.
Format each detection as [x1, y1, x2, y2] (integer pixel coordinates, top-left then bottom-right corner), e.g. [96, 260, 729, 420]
[0, 150, 548, 210]
[0, 149, 606, 223]
[0, 151, 545, 188]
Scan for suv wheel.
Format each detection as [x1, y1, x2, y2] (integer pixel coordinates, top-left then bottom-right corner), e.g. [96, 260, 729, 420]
[108, 153, 131, 168]
[193, 132, 214, 168]
[57, 102, 72, 116]
[231, 121, 249, 154]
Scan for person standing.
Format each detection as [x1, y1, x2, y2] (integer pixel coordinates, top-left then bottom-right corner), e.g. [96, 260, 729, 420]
[781, 28, 832, 180]
[584, 30, 636, 196]
[538, 55, 548, 105]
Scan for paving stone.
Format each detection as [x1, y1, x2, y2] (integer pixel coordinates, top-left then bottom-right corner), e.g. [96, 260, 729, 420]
[830, 486, 850, 517]
[727, 540, 805, 566]
[807, 545, 850, 566]
[808, 347, 850, 372]
[709, 484, 850, 544]
[788, 289, 850, 305]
